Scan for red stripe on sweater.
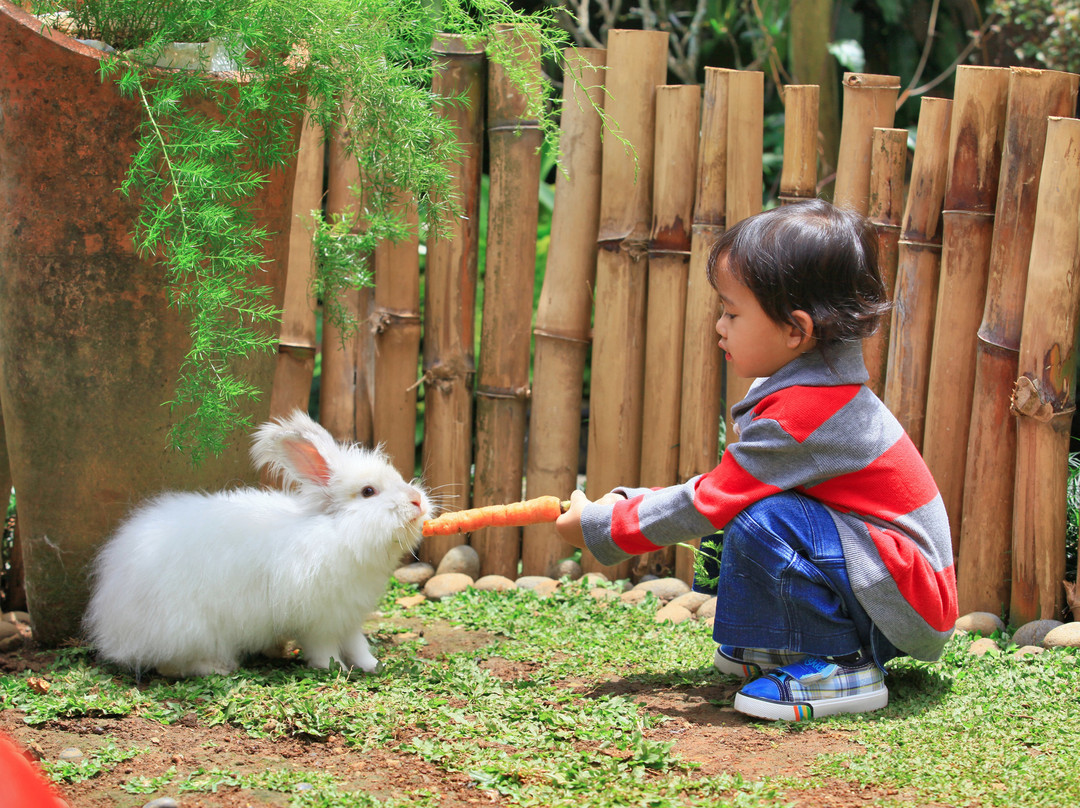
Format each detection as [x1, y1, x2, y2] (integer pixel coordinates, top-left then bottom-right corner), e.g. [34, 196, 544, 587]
[805, 434, 939, 521]
[611, 496, 662, 555]
[693, 452, 783, 528]
[867, 523, 958, 632]
[753, 385, 862, 443]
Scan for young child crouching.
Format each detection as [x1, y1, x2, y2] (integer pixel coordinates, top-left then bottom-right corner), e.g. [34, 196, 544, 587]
[556, 199, 957, 721]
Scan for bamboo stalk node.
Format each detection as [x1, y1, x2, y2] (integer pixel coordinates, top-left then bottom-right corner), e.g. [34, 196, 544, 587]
[488, 120, 541, 133]
[415, 359, 472, 393]
[532, 326, 592, 345]
[276, 343, 318, 359]
[598, 236, 650, 261]
[1011, 376, 1071, 422]
[648, 248, 692, 259]
[778, 193, 817, 205]
[369, 307, 422, 335]
[690, 222, 725, 238]
[896, 238, 943, 253]
[475, 383, 531, 401]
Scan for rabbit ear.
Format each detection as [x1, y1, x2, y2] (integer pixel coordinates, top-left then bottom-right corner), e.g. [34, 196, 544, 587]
[280, 437, 332, 486]
[251, 410, 338, 488]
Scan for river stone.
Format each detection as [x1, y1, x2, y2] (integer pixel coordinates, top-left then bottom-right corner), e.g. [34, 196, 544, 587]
[423, 573, 474, 600]
[0, 620, 22, 651]
[696, 597, 718, 620]
[620, 589, 648, 605]
[955, 611, 1005, 636]
[515, 576, 559, 598]
[57, 747, 83, 762]
[668, 591, 711, 614]
[143, 799, 180, 808]
[582, 572, 610, 585]
[655, 603, 693, 625]
[1043, 621, 1080, 648]
[547, 558, 583, 581]
[589, 587, 620, 602]
[633, 577, 691, 602]
[2, 611, 31, 625]
[1012, 619, 1063, 648]
[436, 545, 481, 579]
[475, 575, 516, 592]
[394, 594, 427, 609]
[1013, 645, 1045, 660]
[967, 637, 1000, 656]
[394, 562, 435, 587]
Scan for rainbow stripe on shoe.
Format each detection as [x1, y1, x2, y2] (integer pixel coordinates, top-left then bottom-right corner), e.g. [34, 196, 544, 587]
[733, 654, 888, 721]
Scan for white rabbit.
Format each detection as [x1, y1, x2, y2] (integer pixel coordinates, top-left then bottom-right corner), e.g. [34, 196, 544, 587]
[83, 410, 430, 678]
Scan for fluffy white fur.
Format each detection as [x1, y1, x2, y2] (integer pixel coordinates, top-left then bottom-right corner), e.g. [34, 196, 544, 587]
[83, 411, 430, 678]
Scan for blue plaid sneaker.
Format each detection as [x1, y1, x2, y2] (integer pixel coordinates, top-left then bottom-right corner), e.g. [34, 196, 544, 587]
[713, 646, 806, 678]
[733, 653, 887, 721]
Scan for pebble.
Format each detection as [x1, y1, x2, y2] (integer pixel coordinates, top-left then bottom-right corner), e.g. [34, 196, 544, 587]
[394, 562, 435, 587]
[581, 572, 610, 585]
[394, 594, 427, 609]
[1042, 621, 1080, 649]
[474, 575, 516, 592]
[436, 545, 481, 579]
[0, 620, 23, 651]
[589, 587, 620, 602]
[619, 589, 648, 605]
[967, 637, 1000, 656]
[57, 747, 83, 762]
[668, 591, 711, 614]
[2, 611, 31, 625]
[632, 577, 691, 602]
[1012, 645, 1045, 660]
[695, 597, 718, 620]
[547, 558, 583, 581]
[655, 603, 693, 625]
[955, 611, 1005, 636]
[1012, 619, 1063, 648]
[142, 799, 180, 808]
[515, 576, 559, 598]
[422, 573, 474, 600]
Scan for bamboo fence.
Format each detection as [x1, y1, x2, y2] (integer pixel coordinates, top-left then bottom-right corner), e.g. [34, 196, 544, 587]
[833, 73, 899, 214]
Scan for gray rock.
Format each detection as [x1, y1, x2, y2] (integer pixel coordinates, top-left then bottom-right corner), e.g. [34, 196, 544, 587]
[436, 545, 481, 579]
[515, 576, 559, 598]
[57, 747, 83, 762]
[393, 562, 435, 587]
[632, 577, 691, 602]
[655, 603, 693, 625]
[143, 799, 180, 808]
[1043, 621, 1080, 649]
[695, 597, 718, 620]
[422, 572, 474, 600]
[967, 637, 1000, 656]
[955, 611, 1005, 636]
[668, 591, 711, 614]
[547, 558, 583, 581]
[474, 575, 516, 592]
[1012, 619, 1063, 648]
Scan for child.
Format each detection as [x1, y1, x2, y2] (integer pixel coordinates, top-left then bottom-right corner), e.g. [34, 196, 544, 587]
[556, 199, 957, 722]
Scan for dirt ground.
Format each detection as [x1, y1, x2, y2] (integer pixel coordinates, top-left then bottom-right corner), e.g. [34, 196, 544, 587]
[1, 616, 913, 808]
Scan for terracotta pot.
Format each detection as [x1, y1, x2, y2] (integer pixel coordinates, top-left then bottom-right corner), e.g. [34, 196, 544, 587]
[0, 2, 296, 644]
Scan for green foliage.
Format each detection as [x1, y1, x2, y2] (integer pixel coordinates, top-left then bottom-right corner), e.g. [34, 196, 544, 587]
[990, 0, 1080, 74]
[41, 741, 143, 784]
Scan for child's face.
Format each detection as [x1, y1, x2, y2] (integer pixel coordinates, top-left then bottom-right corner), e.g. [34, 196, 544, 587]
[714, 258, 814, 379]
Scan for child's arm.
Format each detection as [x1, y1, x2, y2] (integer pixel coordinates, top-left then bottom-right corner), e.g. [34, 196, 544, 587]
[555, 490, 627, 552]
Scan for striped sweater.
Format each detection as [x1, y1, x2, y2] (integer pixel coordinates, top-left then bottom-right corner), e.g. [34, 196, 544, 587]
[581, 343, 957, 661]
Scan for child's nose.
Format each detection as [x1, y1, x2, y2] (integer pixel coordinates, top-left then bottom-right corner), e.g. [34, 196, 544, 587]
[715, 318, 725, 337]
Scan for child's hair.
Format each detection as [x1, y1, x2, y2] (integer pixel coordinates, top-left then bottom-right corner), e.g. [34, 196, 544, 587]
[706, 199, 889, 347]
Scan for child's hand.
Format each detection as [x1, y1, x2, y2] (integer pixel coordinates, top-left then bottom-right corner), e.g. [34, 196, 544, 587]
[555, 489, 589, 549]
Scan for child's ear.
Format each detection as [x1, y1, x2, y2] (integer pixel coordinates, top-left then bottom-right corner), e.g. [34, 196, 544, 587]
[786, 310, 815, 349]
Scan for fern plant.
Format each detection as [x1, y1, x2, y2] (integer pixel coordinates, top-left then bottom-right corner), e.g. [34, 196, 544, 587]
[29, 0, 570, 462]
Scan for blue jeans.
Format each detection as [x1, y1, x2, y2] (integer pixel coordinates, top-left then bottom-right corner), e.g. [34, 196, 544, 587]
[693, 491, 899, 667]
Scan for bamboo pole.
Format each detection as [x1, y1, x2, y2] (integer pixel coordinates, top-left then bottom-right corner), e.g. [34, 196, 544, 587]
[472, 28, 543, 579]
[268, 112, 324, 422]
[921, 66, 1010, 555]
[584, 28, 669, 579]
[882, 97, 952, 450]
[957, 67, 1079, 617]
[833, 73, 900, 215]
[863, 127, 907, 397]
[522, 48, 606, 578]
[635, 84, 700, 580]
[1011, 116, 1080, 625]
[779, 84, 819, 205]
[371, 197, 422, 480]
[722, 70, 765, 435]
[420, 35, 486, 566]
[677, 67, 729, 582]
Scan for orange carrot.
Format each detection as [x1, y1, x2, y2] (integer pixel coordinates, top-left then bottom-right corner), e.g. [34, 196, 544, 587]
[422, 495, 569, 537]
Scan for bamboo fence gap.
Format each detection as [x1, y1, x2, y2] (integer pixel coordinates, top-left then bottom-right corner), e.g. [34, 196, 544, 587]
[779, 85, 819, 205]
[420, 35, 486, 567]
[268, 112, 324, 423]
[676, 67, 729, 582]
[583, 29, 668, 579]
[921, 66, 1010, 555]
[472, 27, 543, 579]
[863, 127, 907, 397]
[882, 97, 952, 450]
[722, 70, 765, 437]
[635, 84, 700, 580]
[522, 48, 606, 578]
[833, 73, 900, 215]
[372, 196, 422, 481]
[957, 67, 1079, 617]
[1010, 116, 1080, 624]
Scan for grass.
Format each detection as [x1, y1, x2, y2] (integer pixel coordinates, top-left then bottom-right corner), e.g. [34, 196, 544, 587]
[2, 579, 1079, 807]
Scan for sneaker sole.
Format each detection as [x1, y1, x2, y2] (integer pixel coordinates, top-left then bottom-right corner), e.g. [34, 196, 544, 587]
[712, 649, 760, 678]
[733, 686, 888, 721]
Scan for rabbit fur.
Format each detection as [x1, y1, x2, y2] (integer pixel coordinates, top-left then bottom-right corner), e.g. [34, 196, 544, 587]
[83, 410, 430, 678]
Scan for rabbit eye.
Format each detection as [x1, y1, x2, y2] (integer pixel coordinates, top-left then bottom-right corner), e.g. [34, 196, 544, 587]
[360, 486, 377, 498]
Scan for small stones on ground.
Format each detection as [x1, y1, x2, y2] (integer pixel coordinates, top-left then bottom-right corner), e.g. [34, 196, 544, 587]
[955, 611, 1005, 636]
[620, 589, 648, 605]
[2, 610, 31, 625]
[1042, 621, 1080, 649]
[475, 575, 516, 592]
[632, 577, 691, 602]
[1012, 645, 1045, 660]
[0, 620, 23, 651]
[57, 747, 83, 762]
[436, 545, 481, 579]
[967, 637, 1000, 656]
[695, 597, 718, 620]
[655, 603, 693, 625]
[142, 799, 180, 808]
[423, 573, 474, 600]
[668, 591, 711, 614]
[547, 558, 583, 580]
[515, 576, 559, 598]
[1012, 619, 1063, 648]
[582, 572, 610, 586]
[395, 594, 427, 609]
[393, 562, 435, 587]
[589, 587, 620, 602]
